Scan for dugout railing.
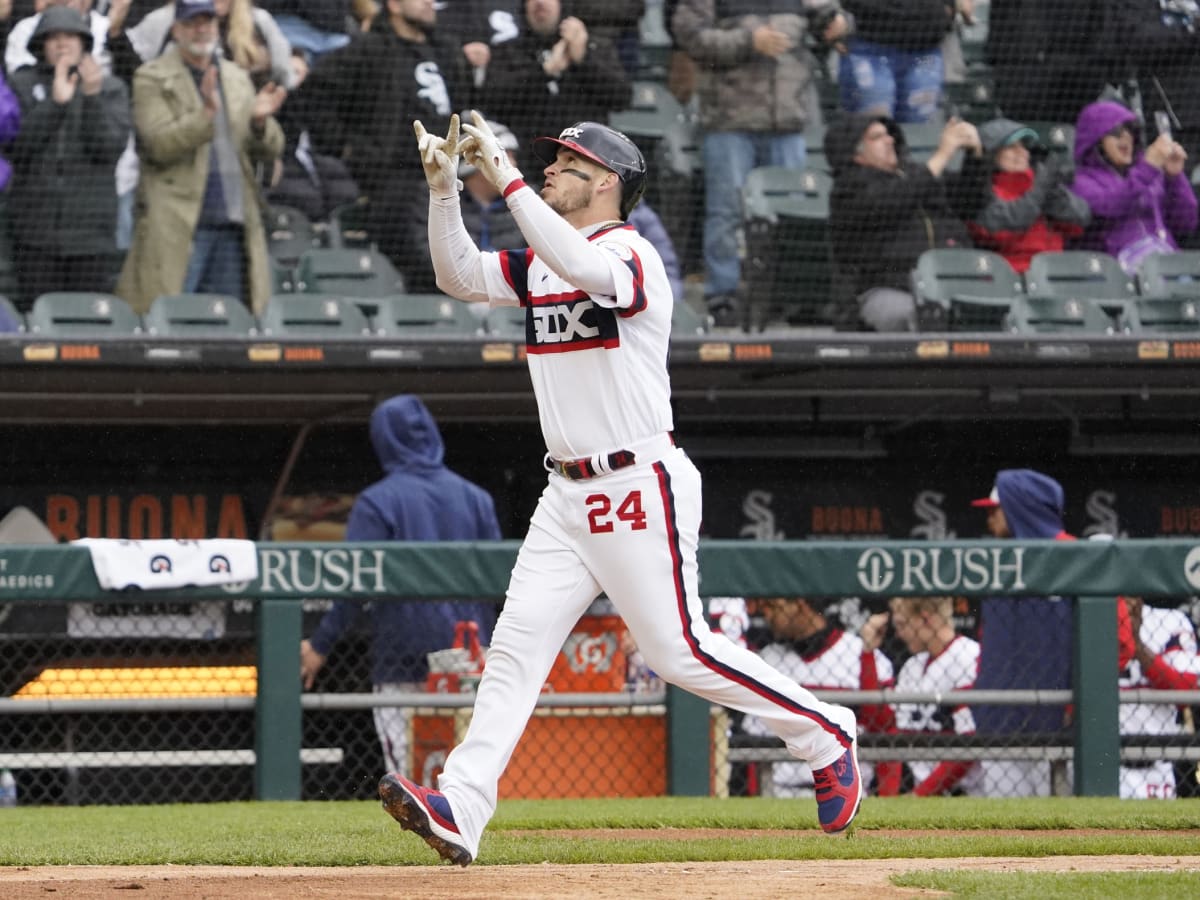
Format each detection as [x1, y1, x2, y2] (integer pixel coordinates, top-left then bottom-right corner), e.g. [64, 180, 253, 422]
[2, 539, 1200, 801]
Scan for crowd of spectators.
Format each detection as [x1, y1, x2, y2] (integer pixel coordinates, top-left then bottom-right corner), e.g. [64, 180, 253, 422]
[0, 0, 1198, 330]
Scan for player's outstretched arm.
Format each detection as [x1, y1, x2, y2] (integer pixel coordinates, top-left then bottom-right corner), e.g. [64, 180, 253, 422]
[413, 116, 491, 303]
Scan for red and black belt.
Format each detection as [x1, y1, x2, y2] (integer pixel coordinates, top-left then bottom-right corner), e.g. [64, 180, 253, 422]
[551, 449, 637, 481]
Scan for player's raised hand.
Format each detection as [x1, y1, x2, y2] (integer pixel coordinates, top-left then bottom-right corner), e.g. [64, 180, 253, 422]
[414, 113, 463, 197]
[459, 110, 522, 192]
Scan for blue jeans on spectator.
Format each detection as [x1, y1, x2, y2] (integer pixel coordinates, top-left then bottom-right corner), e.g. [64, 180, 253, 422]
[184, 225, 244, 299]
[839, 38, 943, 123]
[702, 131, 806, 300]
[274, 14, 350, 63]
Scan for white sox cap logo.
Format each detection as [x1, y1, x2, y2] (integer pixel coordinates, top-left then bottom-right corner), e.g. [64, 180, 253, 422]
[559, 126, 584, 139]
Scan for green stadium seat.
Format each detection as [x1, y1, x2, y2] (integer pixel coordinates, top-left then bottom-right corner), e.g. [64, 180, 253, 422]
[900, 118, 948, 164]
[741, 166, 833, 326]
[1024, 251, 1137, 324]
[1136, 250, 1200, 301]
[27, 292, 141, 336]
[371, 293, 481, 337]
[144, 294, 256, 337]
[943, 74, 999, 124]
[609, 80, 687, 141]
[270, 257, 297, 293]
[1004, 295, 1117, 334]
[260, 294, 372, 337]
[295, 247, 405, 298]
[1025, 122, 1076, 161]
[265, 205, 319, 267]
[957, 0, 990, 67]
[485, 304, 527, 338]
[1121, 297, 1200, 333]
[911, 248, 1023, 331]
[326, 200, 371, 250]
[671, 301, 710, 336]
[636, 0, 673, 79]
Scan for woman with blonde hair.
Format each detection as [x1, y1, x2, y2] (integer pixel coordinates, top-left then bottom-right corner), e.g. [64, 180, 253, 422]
[109, 0, 297, 88]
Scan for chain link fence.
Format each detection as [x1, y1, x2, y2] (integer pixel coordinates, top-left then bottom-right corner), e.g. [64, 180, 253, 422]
[3, 590, 1199, 806]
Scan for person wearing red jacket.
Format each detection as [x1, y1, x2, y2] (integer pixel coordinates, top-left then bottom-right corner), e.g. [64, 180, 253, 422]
[954, 117, 1090, 273]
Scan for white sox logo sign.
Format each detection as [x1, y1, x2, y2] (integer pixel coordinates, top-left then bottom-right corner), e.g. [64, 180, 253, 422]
[856, 546, 1027, 594]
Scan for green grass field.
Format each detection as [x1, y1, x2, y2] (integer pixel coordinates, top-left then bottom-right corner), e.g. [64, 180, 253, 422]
[1, 796, 1198, 895]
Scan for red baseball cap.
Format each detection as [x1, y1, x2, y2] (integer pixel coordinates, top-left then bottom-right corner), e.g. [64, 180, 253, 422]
[971, 486, 1000, 508]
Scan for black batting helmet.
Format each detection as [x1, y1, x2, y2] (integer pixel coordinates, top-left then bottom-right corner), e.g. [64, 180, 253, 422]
[533, 122, 647, 219]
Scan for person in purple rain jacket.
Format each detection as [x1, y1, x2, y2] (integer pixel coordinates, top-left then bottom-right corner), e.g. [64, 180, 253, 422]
[1070, 99, 1197, 274]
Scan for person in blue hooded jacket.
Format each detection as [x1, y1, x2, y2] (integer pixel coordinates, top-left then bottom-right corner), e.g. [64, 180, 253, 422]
[969, 468, 1074, 797]
[300, 394, 502, 775]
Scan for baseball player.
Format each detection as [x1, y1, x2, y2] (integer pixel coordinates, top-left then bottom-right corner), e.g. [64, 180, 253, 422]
[740, 597, 895, 797]
[877, 596, 984, 797]
[377, 111, 863, 866]
[1119, 597, 1200, 799]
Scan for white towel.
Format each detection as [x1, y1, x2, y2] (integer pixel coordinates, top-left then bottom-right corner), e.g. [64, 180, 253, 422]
[74, 539, 259, 590]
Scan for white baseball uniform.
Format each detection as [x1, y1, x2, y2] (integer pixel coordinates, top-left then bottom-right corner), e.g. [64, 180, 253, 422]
[742, 630, 893, 796]
[892, 634, 984, 796]
[425, 178, 858, 858]
[1119, 606, 1200, 799]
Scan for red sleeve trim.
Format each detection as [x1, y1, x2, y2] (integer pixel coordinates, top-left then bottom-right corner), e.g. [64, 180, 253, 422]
[858, 650, 895, 732]
[1145, 654, 1200, 690]
[502, 179, 527, 199]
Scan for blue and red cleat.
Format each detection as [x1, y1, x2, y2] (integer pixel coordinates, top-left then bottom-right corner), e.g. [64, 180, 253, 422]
[811, 738, 863, 834]
[379, 773, 473, 867]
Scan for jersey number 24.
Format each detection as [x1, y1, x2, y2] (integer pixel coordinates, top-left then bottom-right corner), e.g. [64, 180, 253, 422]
[586, 491, 648, 533]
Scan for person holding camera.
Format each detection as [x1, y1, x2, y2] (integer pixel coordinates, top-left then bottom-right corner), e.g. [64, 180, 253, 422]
[1069, 99, 1196, 275]
[8, 5, 130, 310]
[951, 117, 1091, 274]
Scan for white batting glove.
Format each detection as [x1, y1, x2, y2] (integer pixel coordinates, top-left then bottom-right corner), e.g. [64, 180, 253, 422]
[459, 110, 523, 193]
[413, 114, 463, 198]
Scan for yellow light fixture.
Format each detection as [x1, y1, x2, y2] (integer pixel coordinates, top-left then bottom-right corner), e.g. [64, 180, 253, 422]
[13, 666, 258, 700]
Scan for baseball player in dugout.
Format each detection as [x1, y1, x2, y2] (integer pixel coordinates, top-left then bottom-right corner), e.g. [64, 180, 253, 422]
[377, 111, 864, 866]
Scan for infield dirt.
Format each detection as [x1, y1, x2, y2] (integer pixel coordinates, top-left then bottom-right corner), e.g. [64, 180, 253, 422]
[3, 854, 1199, 899]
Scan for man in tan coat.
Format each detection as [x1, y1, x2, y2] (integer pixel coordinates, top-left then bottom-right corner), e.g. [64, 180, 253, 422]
[117, 0, 285, 315]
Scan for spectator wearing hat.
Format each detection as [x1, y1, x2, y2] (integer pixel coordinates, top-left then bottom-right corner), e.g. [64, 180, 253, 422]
[6, 0, 113, 76]
[970, 468, 1074, 798]
[107, 0, 299, 90]
[8, 4, 129, 310]
[117, 0, 286, 314]
[953, 117, 1090, 274]
[824, 111, 979, 331]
